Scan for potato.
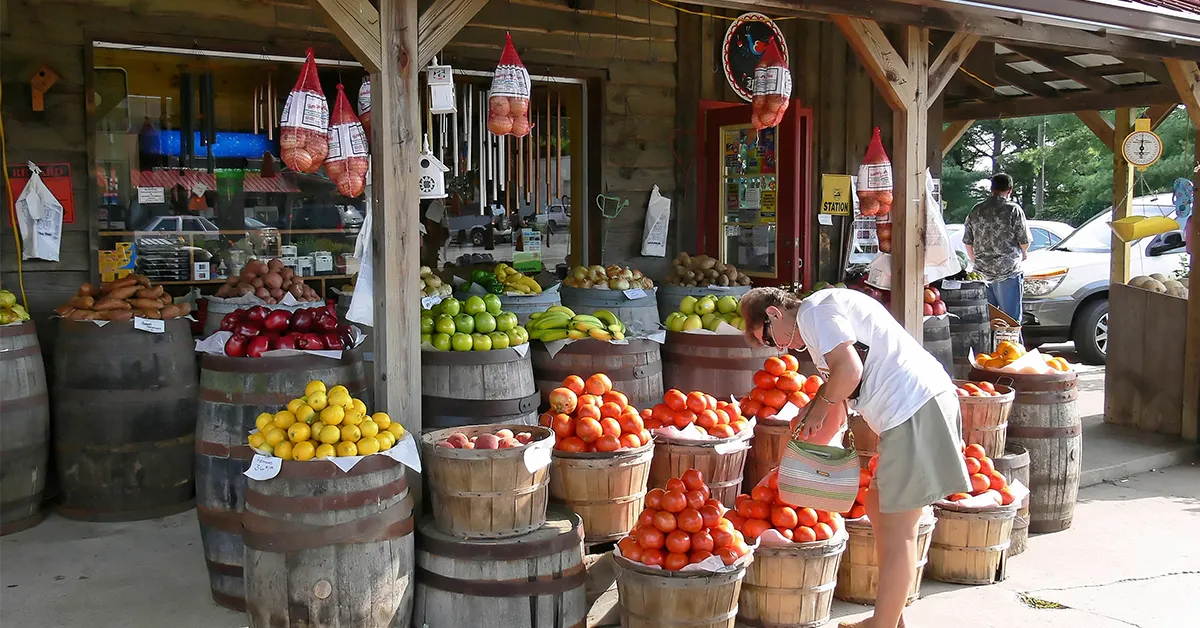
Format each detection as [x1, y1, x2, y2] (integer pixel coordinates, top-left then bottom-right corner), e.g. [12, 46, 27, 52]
[240, 267, 257, 281]
[289, 284, 303, 298]
[135, 285, 164, 300]
[160, 304, 185, 319]
[129, 298, 164, 310]
[55, 306, 75, 317]
[78, 283, 98, 297]
[718, 275, 730, 286]
[226, 275, 240, 286]
[251, 277, 265, 289]
[269, 288, 284, 300]
[264, 272, 283, 290]
[94, 297, 132, 311]
[237, 285, 253, 297]
[69, 296, 95, 309]
[255, 287, 270, 299]
[267, 258, 284, 272]
[136, 308, 162, 320]
[281, 267, 295, 281]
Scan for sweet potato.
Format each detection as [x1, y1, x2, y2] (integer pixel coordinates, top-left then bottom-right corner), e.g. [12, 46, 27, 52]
[129, 274, 152, 288]
[103, 310, 134, 322]
[68, 296, 96, 309]
[55, 306, 75, 318]
[106, 285, 139, 300]
[94, 298, 133, 311]
[176, 302, 192, 316]
[136, 309, 162, 320]
[136, 285, 164, 299]
[129, 298, 164, 310]
[101, 277, 138, 294]
[160, 294, 173, 305]
[78, 284, 98, 297]
[65, 309, 91, 320]
[160, 304, 186, 319]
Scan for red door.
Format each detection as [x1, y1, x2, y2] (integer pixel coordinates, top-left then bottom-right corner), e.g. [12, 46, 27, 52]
[700, 103, 812, 288]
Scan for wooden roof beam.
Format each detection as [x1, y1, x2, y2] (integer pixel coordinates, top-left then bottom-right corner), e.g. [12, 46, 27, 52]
[946, 83, 1178, 119]
[1075, 110, 1114, 151]
[1165, 59, 1200, 128]
[1145, 103, 1179, 130]
[833, 15, 916, 111]
[310, 0, 383, 73]
[993, 63, 1059, 98]
[1007, 45, 1114, 92]
[942, 119, 974, 157]
[418, 0, 491, 67]
[930, 32, 980, 101]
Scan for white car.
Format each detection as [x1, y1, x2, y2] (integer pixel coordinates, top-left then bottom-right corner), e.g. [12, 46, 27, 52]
[1021, 194, 1188, 364]
[946, 220, 1073, 256]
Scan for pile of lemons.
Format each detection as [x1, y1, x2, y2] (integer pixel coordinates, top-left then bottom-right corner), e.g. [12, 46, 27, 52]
[248, 379, 405, 460]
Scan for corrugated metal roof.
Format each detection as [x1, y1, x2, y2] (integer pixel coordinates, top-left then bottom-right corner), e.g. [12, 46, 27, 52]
[1122, 0, 1200, 15]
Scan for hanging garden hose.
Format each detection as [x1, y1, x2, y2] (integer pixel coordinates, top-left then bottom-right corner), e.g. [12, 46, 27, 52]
[0, 79, 30, 310]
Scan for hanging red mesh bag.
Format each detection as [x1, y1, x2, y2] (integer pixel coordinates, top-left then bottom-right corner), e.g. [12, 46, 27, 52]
[280, 48, 329, 174]
[751, 39, 791, 131]
[357, 76, 372, 141]
[857, 128, 894, 216]
[326, 84, 370, 198]
[487, 33, 532, 137]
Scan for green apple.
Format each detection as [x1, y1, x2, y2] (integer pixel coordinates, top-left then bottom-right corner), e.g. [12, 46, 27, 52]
[453, 313, 476, 334]
[679, 295, 698, 315]
[464, 295, 487, 315]
[439, 298, 461, 317]
[451, 332, 473, 351]
[696, 296, 717, 315]
[495, 311, 518, 333]
[432, 333, 452, 351]
[717, 295, 739, 314]
[434, 315, 457, 335]
[730, 316, 745, 330]
[483, 294, 503, 315]
[704, 316, 723, 332]
[683, 314, 703, 331]
[472, 333, 493, 351]
[488, 331, 510, 350]
[420, 332, 432, 344]
[700, 313, 717, 327]
[665, 312, 686, 332]
[508, 326, 529, 346]
[420, 316, 434, 334]
[474, 312, 497, 334]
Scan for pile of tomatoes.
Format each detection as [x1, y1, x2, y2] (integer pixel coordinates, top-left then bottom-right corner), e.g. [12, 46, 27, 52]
[729, 473, 844, 543]
[945, 444, 1017, 506]
[643, 389, 751, 438]
[954, 381, 1004, 397]
[617, 469, 752, 570]
[739, 355, 824, 421]
[540, 373, 652, 453]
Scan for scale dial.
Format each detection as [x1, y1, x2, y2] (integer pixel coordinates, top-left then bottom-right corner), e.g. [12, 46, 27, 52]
[1122, 130, 1163, 168]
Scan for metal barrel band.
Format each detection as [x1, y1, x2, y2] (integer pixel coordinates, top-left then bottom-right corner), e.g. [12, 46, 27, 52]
[266, 453, 403, 479]
[196, 505, 245, 532]
[55, 433, 195, 454]
[0, 512, 46, 536]
[241, 497, 414, 552]
[56, 499, 195, 523]
[544, 338, 658, 356]
[0, 492, 44, 514]
[195, 439, 255, 459]
[54, 382, 198, 403]
[735, 613, 830, 628]
[210, 591, 246, 612]
[417, 515, 583, 560]
[0, 344, 42, 359]
[422, 390, 540, 417]
[1016, 389, 1079, 404]
[1007, 423, 1082, 438]
[664, 330, 762, 348]
[204, 558, 244, 577]
[244, 478, 410, 513]
[414, 563, 586, 598]
[539, 359, 662, 382]
[420, 348, 528, 367]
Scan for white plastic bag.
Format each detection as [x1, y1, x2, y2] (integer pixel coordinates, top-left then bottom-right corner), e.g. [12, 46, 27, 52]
[347, 163, 375, 327]
[922, 169, 961, 283]
[14, 162, 63, 262]
[641, 185, 671, 257]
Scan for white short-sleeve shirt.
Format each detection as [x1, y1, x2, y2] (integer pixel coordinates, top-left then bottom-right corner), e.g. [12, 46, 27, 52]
[796, 289, 954, 434]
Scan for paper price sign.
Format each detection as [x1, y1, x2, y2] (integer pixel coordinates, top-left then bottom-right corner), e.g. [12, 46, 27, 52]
[421, 295, 444, 310]
[133, 317, 165, 333]
[623, 288, 648, 300]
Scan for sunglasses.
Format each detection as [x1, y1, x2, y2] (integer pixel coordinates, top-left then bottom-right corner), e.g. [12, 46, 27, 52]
[761, 318, 778, 348]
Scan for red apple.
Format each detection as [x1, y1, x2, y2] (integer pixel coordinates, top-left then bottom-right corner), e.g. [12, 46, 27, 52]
[923, 302, 934, 316]
[923, 288, 937, 304]
[929, 286, 940, 301]
[515, 432, 533, 444]
[436, 440, 454, 448]
[932, 301, 947, 316]
[475, 434, 501, 449]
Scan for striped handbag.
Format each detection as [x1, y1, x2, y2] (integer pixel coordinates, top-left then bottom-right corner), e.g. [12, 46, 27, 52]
[776, 402, 861, 513]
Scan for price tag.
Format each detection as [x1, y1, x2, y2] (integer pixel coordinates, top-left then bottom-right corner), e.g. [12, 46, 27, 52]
[725, 224, 741, 237]
[623, 288, 648, 300]
[244, 454, 282, 480]
[421, 295, 444, 310]
[524, 439, 553, 473]
[941, 280, 962, 290]
[133, 317, 165, 333]
[818, 214, 834, 226]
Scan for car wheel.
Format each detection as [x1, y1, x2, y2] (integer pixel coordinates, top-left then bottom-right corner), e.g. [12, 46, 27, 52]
[1072, 298, 1109, 365]
[471, 229, 485, 246]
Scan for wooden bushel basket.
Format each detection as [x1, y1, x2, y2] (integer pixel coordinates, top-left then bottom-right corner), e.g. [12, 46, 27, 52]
[927, 503, 1017, 585]
[954, 379, 1014, 459]
[737, 535, 846, 628]
[835, 510, 935, 606]
[549, 440, 654, 544]
[846, 414, 877, 470]
[421, 424, 553, 539]
[743, 417, 790, 492]
[649, 432, 751, 508]
[615, 553, 749, 628]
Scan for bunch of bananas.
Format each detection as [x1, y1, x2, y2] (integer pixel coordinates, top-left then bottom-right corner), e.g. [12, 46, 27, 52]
[0, 289, 30, 324]
[494, 263, 543, 294]
[527, 306, 626, 342]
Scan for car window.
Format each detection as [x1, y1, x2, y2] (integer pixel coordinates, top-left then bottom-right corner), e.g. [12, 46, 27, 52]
[1031, 228, 1050, 250]
[1047, 231, 1063, 247]
[1053, 203, 1175, 252]
[151, 218, 175, 231]
[180, 217, 206, 231]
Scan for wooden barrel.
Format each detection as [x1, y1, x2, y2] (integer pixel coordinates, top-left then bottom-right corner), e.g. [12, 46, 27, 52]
[993, 444, 1031, 556]
[970, 368, 1080, 533]
[559, 286, 659, 335]
[52, 319, 196, 521]
[0, 321, 50, 535]
[744, 418, 789, 492]
[202, 297, 303, 336]
[531, 338, 663, 412]
[196, 351, 369, 611]
[452, 290, 563, 325]
[954, 379, 1014, 458]
[421, 424, 553, 539]
[649, 434, 750, 507]
[847, 414, 878, 470]
[835, 511, 935, 605]
[927, 504, 1017, 585]
[942, 281, 991, 379]
[243, 456, 415, 628]
[550, 442, 653, 543]
[413, 507, 587, 627]
[656, 284, 751, 322]
[662, 331, 783, 401]
[615, 554, 747, 627]
[923, 316, 953, 376]
[421, 348, 539, 430]
[737, 536, 846, 628]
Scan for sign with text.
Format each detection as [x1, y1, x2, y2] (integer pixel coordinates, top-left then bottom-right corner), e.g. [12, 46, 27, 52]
[820, 174, 853, 216]
[7, 163, 75, 224]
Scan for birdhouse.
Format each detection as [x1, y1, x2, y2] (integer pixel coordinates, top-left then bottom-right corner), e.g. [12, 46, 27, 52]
[418, 137, 449, 199]
[426, 60, 456, 115]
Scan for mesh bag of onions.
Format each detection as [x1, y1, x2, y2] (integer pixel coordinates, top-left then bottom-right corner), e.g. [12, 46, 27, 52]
[357, 76, 372, 140]
[280, 48, 330, 174]
[751, 38, 791, 131]
[857, 127, 894, 217]
[487, 33, 532, 137]
[326, 84, 370, 198]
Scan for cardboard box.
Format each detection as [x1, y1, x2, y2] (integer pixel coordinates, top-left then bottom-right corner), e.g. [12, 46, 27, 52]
[314, 251, 335, 273]
[280, 245, 299, 257]
[193, 261, 211, 281]
[297, 256, 314, 276]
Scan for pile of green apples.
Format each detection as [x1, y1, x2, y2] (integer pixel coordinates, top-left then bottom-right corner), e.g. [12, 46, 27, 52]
[663, 294, 745, 332]
[421, 294, 530, 351]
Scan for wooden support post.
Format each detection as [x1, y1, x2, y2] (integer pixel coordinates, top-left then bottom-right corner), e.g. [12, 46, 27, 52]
[942, 119, 974, 158]
[1076, 111, 1114, 152]
[1111, 107, 1135, 286]
[891, 26, 930, 338]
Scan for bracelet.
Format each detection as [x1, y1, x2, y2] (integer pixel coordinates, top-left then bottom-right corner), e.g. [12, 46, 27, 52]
[816, 392, 836, 405]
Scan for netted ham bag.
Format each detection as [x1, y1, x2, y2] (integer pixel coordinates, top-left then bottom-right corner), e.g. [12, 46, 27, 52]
[326, 84, 370, 198]
[857, 127, 894, 216]
[357, 76, 372, 140]
[488, 33, 532, 137]
[751, 39, 791, 131]
[280, 48, 329, 174]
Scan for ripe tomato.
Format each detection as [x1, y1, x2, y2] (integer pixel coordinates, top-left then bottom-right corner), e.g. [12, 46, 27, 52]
[619, 538, 643, 562]
[674, 410, 697, 429]
[813, 522, 833, 541]
[584, 373, 613, 396]
[793, 526, 817, 542]
[848, 504, 867, 519]
[595, 434, 621, 452]
[690, 529, 715, 553]
[685, 391, 708, 413]
[988, 471, 1007, 490]
[640, 548, 665, 567]
[979, 457, 996, 475]
[749, 387, 768, 403]
[797, 507, 819, 527]
[964, 443, 987, 460]
[577, 394, 601, 408]
[970, 473, 991, 493]
[637, 509, 656, 528]
[742, 518, 771, 541]
[740, 399, 763, 417]
[551, 415, 574, 439]
[652, 510, 678, 534]
[776, 527, 794, 541]
[599, 417, 622, 438]
[755, 405, 777, 420]
[802, 375, 824, 395]
[698, 484, 711, 501]
[816, 509, 833, 524]
[729, 420, 749, 435]
[639, 429, 653, 445]
[724, 512, 746, 531]
[787, 391, 811, 408]
[617, 536, 639, 556]
[575, 418, 602, 443]
[619, 415, 645, 435]
[711, 528, 734, 549]
[763, 356, 787, 376]
[751, 485, 775, 504]
[747, 500, 771, 520]
[602, 390, 629, 408]
[651, 403, 671, 421]
[736, 499, 756, 518]
[713, 409, 731, 425]
[538, 412, 554, 427]
[640, 407, 653, 420]
[685, 490, 706, 511]
[676, 508, 704, 533]
[998, 486, 1016, 505]
[665, 530, 691, 554]
[635, 525, 665, 549]
[781, 353, 800, 372]
[645, 488, 665, 510]
[661, 490, 687, 514]
[575, 404, 601, 421]
[619, 433, 642, 449]
[978, 381, 996, 393]
[709, 424, 736, 439]
[688, 550, 713, 564]
[681, 469, 705, 491]
[828, 512, 844, 533]
[964, 456, 982, 474]
[771, 506, 799, 529]
[599, 402, 623, 420]
[716, 547, 740, 566]
[713, 517, 735, 533]
[666, 478, 687, 493]
[663, 551, 689, 571]
[775, 372, 802, 393]
[663, 389, 687, 412]
[699, 505, 722, 528]
[763, 389, 788, 411]
[562, 375, 586, 395]
[558, 437, 586, 453]
[696, 409, 718, 430]
[753, 370, 778, 390]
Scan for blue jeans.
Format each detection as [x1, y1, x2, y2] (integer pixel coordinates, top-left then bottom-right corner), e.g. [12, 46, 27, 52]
[987, 275, 1024, 322]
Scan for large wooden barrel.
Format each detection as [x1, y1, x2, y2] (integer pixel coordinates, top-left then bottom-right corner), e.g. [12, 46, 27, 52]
[744, 417, 789, 492]
[421, 348, 539, 430]
[954, 379, 1014, 458]
[737, 536, 846, 628]
[993, 444, 1030, 556]
[421, 424, 553, 539]
[1, 321, 50, 535]
[656, 284, 751, 322]
[531, 338, 663, 412]
[942, 281, 991, 378]
[923, 316, 953, 376]
[662, 331, 782, 401]
[196, 351, 368, 611]
[649, 434, 750, 507]
[243, 456, 415, 628]
[559, 286, 659, 335]
[456, 290, 563, 325]
[52, 319, 196, 521]
[835, 511, 935, 605]
[202, 297, 303, 336]
[413, 507, 587, 627]
[970, 368, 1080, 533]
[550, 442, 653, 543]
[847, 414, 878, 470]
[615, 554, 747, 627]
[927, 504, 1017, 585]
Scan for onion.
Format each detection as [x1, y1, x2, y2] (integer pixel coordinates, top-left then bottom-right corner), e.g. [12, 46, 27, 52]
[510, 115, 530, 137]
[488, 114, 513, 135]
[876, 190, 894, 205]
[489, 96, 511, 116]
[508, 97, 528, 116]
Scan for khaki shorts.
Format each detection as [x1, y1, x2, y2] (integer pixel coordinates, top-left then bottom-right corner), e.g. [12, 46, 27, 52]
[874, 391, 972, 514]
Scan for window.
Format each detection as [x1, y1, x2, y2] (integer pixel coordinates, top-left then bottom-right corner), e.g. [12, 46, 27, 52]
[1031, 228, 1051, 250]
[151, 218, 176, 231]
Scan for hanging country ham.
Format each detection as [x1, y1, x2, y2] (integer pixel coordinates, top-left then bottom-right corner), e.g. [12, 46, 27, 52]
[751, 38, 791, 131]
[487, 33, 532, 138]
[357, 76, 372, 140]
[280, 48, 329, 173]
[857, 127, 894, 216]
[326, 84, 370, 198]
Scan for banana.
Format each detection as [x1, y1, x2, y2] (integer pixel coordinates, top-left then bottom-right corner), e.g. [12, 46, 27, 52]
[588, 328, 613, 341]
[528, 311, 544, 320]
[570, 315, 605, 327]
[572, 321, 603, 333]
[612, 330, 625, 341]
[538, 329, 570, 342]
[545, 305, 577, 318]
[567, 329, 588, 340]
[593, 310, 621, 328]
[530, 315, 570, 330]
[608, 324, 623, 333]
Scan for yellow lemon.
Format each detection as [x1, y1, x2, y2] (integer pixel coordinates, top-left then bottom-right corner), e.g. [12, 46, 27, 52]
[356, 436, 380, 456]
[308, 439, 322, 450]
[287, 398, 307, 414]
[350, 398, 368, 416]
[265, 427, 287, 447]
[295, 405, 316, 425]
[292, 441, 316, 461]
[340, 424, 362, 443]
[305, 380, 327, 397]
[329, 385, 349, 398]
[315, 443, 336, 459]
[372, 412, 391, 429]
[255, 412, 274, 431]
[377, 431, 395, 450]
[307, 391, 329, 412]
[342, 410, 364, 427]
[320, 405, 345, 426]
[336, 441, 358, 457]
[386, 422, 406, 440]
[273, 441, 293, 460]
[288, 422, 312, 443]
[328, 390, 352, 409]
[359, 420, 380, 439]
[273, 410, 297, 429]
[317, 425, 341, 444]
[248, 432, 267, 448]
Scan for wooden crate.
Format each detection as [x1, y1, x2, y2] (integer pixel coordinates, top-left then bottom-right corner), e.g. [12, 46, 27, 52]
[1105, 283, 1189, 436]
